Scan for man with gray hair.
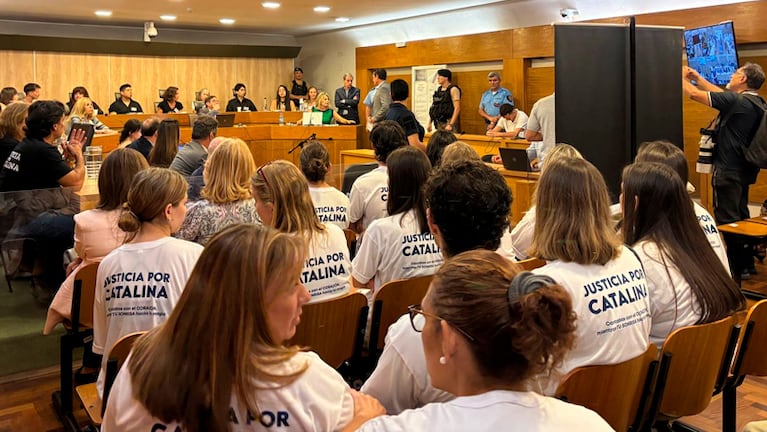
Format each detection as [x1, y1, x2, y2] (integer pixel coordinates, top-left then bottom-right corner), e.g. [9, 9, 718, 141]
[335, 72, 360, 124]
[478, 71, 513, 131]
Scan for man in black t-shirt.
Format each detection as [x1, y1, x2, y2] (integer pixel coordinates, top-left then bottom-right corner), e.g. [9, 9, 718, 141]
[384, 79, 425, 152]
[290, 67, 309, 107]
[109, 83, 144, 115]
[225, 83, 257, 113]
[684, 62, 766, 278]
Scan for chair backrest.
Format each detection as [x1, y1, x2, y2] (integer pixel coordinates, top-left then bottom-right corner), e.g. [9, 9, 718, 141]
[72, 262, 100, 331]
[733, 300, 767, 377]
[654, 315, 735, 419]
[288, 291, 368, 369]
[158, 89, 165, 98]
[517, 257, 546, 271]
[342, 228, 357, 258]
[114, 92, 120, 101]
[102, 331, 146, 415]
[370, 275, 433, 352]
[153, 101, 160, 112]
[556, 344, 658, 431]
[341, 163, 378, 195]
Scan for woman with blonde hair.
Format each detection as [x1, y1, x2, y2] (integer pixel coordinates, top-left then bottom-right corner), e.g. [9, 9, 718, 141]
[148, 118, 179, 168]
[93, 168, 203, 397]
[0, 102, 28, 163]
[176, 138, 259, 245]
[506, 143, 583, 260]
[312, 91, 356, 125]
[439, 141, 479, 165]
[66, 97, 111, 134]
[251, 160, 351, 303]
[529, 157, 650, 394]
[103, 224, 383, 432]
[355, 250, 611, 431]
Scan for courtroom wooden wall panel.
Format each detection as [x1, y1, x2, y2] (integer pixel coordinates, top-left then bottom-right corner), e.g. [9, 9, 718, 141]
[108, 55, 178, 112]
[34, 52, 111, 107]
[525, 67, 554, 111]
[0, 51, 35, 92]
[512, 26, 555, 59]
[504, 58, 529, 112]
[453, 69, 500, 135]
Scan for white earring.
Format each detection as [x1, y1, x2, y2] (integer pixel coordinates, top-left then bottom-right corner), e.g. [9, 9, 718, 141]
[439, 356, 447, 365]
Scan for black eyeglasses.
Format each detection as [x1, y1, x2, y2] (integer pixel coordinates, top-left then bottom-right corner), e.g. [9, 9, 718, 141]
[407, 304, 476, 342]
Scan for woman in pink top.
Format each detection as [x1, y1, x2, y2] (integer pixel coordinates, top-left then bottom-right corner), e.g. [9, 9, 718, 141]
[44, 148, 148, 378]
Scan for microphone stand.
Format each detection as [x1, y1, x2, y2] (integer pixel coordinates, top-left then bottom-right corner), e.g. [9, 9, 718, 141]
[288, 133, 317, 154]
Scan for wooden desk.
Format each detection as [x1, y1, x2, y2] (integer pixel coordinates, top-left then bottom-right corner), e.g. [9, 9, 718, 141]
[423, 133, 529, 158]
[76, 177, 99, 211]
[338, 149, 537, 224]
[100, 111, 304, 129]
[717, 220, 767, 238]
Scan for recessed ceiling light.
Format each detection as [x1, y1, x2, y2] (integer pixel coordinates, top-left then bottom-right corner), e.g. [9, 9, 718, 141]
[94, 10, 112, 17]
[262, 2, 281, 8]
[160, 15, 177, 21]
[335, 17, 350, 22]
[219, 18, 236, 25]
[314, 6, 331, 12]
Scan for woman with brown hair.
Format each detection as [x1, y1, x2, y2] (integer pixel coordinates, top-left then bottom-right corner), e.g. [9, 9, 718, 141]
[157, 86, 184, 113]
[93, 167, 203, 397]
[251, 160, 351, 303]
[622, 162, 744, 345]
[0, 102, 28, 163]
[529, 157, 650, 394]
[44, 148, 148, 382]
[148, 118, 179, 168]
[176, 138, 259, 245]
[354, 250, 611, 431]
[300, 140, 350, 229]
[103, 224, 383, 431]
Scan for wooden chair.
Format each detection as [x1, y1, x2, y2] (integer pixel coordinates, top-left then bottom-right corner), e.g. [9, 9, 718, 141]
[638, 315, 737, 431]
[555, 344, 658, 432]
[289, 291, 368, 369]
[51, 261, 100, 432]
[75, 331, 146, 428]
[722, 300, 767, 432]
[517, 257, 546, 271]
[369, 275, 433, 354]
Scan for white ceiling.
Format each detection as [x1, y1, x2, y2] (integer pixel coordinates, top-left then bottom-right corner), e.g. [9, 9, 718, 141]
[0, 0, 512, 37]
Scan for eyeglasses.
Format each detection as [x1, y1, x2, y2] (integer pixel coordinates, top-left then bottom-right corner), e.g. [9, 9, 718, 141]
[407, 304, 476, 342]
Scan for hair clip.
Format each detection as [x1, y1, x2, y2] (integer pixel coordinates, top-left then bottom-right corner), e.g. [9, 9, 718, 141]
[508, 271, 556, 304]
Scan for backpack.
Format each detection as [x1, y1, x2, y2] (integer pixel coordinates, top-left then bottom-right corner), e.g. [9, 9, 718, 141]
[742, 94, 767, 168]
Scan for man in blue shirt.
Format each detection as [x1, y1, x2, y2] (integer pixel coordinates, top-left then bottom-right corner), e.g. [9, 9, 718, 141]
[478, 72, 513, 131]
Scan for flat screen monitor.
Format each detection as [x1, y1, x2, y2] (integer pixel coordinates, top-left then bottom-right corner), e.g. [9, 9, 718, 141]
[684, 21, 739, 86]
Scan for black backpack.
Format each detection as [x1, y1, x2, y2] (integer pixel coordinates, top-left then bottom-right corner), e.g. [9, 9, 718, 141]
[741, 94, 767, 168]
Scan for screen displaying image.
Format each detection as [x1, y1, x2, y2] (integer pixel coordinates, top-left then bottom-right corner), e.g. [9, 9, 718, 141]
[684, 22, 739, 86]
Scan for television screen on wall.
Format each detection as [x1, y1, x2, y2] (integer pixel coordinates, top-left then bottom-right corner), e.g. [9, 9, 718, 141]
[684, 21, 739, 86]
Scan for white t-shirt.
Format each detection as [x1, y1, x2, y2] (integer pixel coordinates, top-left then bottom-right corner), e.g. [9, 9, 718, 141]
[352, 210, 443, 292]
[303, 224, 352, 303]
[497, 110, 528, 138]
[93, 237, 203, 396]
[102, 351, 354, 432]
[358, 390, 613, 432]
[309, 185, 351, 229]
[693, 202, 730, 272]
[508, 206, 536, 260]
[531, 245, 651, 394]
[348, 166, 388, 231]
[526, 93, 555, 160]
[633, 240, 702, 346]
[496, 228, 520, 262]
[360, 314, 453, 414]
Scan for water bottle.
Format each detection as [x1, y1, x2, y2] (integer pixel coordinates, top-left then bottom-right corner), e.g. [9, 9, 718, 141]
[279, 111, 284, 126]
[299, 98, 306, 112]
[263, 97, 268, 111]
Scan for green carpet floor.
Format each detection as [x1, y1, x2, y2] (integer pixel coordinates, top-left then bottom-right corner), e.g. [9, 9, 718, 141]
[0, 275, 77, 377]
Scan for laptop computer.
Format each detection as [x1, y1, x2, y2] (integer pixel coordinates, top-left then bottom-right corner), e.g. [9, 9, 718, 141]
[215, 113, 235, 127]
[498, 147, 535, 172]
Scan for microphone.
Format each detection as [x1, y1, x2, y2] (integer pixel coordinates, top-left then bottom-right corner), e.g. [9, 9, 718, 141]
[288, 133, 317, 154]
